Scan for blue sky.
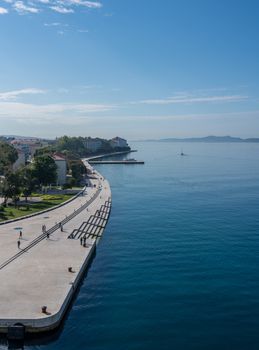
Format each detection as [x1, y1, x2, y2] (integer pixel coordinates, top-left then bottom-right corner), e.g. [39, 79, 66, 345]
[0, 0, 259, 139]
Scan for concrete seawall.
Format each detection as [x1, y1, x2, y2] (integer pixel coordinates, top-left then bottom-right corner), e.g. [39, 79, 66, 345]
[0, 167, 111, 337]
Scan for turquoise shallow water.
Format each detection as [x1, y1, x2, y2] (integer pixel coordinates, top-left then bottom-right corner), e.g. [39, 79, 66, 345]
[2, 142, 259, 350]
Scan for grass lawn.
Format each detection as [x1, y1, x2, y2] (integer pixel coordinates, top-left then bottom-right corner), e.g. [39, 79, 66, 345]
[0, 194, 74, 222]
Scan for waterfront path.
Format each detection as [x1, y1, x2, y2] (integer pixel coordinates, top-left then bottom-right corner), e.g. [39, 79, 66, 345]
[0, 169, 111, 333]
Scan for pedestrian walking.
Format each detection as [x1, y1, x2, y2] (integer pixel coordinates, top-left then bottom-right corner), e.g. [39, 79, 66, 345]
[46, 232, 49, 239]
[19, 230, 22, 239]
[80, 237, 83, 245]
[17, 240, 20, 249]
[83, 237, 86, 247]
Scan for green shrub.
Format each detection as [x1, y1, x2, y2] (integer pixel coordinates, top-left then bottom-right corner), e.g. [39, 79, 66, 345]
[62, 183, 72, 190]
[41, 194, 63, 201]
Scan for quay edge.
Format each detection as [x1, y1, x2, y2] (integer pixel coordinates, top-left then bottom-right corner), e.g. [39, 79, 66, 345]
[0, 167, 111, 338]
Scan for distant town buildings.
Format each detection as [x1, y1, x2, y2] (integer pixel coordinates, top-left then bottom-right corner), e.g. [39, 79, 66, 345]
[13, 149, 26, 170]
[1, 135, 130, 184]
[83, 136, 129, 153]
[9, 138, 49, 162]
[51, 153, 67, 186]
[83, 138, 103, 152]
[110, 137, 129, 149]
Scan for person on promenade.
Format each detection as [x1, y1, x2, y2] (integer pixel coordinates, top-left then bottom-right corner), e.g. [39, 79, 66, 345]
[80, 237, 83, 245]
[17, 240, 20, 249]
[83, 237, 86, 247]
[46, 232, 49, 239]
[60, 223, 63, 232]
[19, 230, 22, 239]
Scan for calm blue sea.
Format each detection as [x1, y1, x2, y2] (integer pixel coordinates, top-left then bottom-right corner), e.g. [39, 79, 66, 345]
[2, 142, 259, 350]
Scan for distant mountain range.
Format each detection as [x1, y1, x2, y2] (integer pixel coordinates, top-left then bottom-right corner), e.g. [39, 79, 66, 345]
[142, 136, 259, 143]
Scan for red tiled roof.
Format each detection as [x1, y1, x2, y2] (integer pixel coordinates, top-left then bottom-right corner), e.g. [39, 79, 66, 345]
[51, 153, 66, 161]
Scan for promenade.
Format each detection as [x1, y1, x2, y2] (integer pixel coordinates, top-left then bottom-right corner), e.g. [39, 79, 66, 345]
[0, 168, 111, 335]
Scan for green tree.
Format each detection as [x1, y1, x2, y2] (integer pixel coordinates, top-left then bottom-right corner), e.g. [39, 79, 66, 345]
[32, 155, 57, 186]
[71, 162, 85, 185]
[2, 171, 22, 207]
[19, 166, 37, 202]
[56, 136, 85, 156]
[34, 146, 56, 157]
[0, 141, 18, 175]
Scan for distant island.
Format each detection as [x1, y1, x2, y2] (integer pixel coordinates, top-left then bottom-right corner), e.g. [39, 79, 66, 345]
[142, 136, 259, 143]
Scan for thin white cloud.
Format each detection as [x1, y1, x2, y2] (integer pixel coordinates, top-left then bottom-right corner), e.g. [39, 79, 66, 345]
[77, 29, 88, 33]
[0, 88, 46, 101]
[61, 0, 102, 7]
[44, 22, 61, 26]
[139, 94, 248, 105]
[13, 0, 40, 13]
[3, 0, 102, 15]
[0, 102, 115, 119]
[50, 5, 74, 13]
[65, 110, 259, 122]
[0, 7, 8, 13]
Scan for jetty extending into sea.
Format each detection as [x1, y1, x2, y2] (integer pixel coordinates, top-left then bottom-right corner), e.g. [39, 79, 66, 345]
[0, 164, 111, 339]
[86, 150, 144, 165]
[89, 160, 144, 164]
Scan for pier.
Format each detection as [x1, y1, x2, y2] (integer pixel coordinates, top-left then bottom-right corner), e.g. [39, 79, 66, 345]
[89, 160, 144, 164]
[86, 149, 137, 161]
[0, 167, 111, 337]
[86, 149, 144, 165]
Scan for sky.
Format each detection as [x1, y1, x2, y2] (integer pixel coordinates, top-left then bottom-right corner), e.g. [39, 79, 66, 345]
[0, 0, 259, 139]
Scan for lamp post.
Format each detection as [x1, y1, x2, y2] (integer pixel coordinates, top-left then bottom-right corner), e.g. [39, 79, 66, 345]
[0, 176, 4, 205]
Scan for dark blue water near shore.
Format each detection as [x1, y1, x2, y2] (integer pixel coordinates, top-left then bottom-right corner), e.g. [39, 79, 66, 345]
[3, 142, 259, 350]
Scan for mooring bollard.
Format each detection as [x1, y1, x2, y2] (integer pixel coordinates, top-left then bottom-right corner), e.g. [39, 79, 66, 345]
[41, 306, 47, 313]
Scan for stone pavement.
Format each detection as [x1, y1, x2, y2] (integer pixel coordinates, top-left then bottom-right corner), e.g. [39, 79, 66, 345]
[0, 169, 111, 333]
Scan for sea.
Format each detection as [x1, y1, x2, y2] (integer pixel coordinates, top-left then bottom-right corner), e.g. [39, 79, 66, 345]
[1, 141, 259, 350]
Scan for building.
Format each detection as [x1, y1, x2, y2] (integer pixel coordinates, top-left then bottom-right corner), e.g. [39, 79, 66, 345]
[10, 138, 49, 161]
[110, 137, 129, 149]
[83, 138, 103, 152]
[13, 149, 26, 170]
[51, 153, 67, 186]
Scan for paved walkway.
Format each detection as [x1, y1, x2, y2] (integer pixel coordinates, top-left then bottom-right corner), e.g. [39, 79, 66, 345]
[0, 169, 111, 332]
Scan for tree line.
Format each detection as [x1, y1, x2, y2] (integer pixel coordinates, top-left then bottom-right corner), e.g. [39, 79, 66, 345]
[0, 138, 88, 207]
[0, 154, 58, 207]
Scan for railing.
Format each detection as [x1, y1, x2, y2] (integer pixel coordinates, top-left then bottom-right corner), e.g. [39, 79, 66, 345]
[0, 187, 102, 271]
